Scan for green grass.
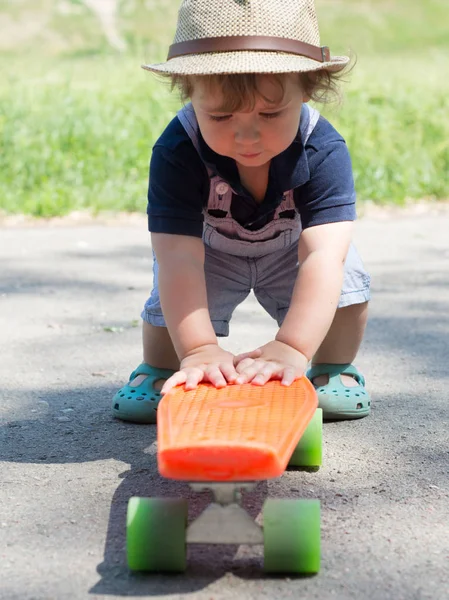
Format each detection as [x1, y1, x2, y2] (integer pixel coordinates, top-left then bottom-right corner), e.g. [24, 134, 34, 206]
[0, 58, 177, 216]
[0, 0, 448, 216]
[322, 56, 449, 204]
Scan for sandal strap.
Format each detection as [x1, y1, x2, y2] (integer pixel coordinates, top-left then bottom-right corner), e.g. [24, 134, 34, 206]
[307, 363, 366, 386]
[129, 362, 175, 382]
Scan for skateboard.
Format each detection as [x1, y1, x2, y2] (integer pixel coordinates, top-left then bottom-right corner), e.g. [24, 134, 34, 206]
[126, 378, 322, 574]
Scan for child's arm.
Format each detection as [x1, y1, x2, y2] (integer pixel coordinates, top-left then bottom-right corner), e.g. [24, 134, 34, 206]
[235, 221, 353, 385]
[276, 220, 353, 357]
[152, 232, 239, 392]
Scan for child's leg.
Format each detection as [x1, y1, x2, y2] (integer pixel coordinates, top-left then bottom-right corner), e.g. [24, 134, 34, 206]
[312, 301, 368, 386]
[306, 301, 371, 420]
[143, 322, 179, 369]
[129, 322, 179, 389]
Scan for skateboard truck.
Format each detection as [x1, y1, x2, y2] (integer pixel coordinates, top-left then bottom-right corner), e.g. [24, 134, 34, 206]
[187, 482, 263, 545]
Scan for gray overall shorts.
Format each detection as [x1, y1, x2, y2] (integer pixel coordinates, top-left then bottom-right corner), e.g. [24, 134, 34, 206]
[143, 104, 371, 336]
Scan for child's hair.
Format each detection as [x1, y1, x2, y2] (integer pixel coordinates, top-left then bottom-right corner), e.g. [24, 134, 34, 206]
[162, 67, 351, 112]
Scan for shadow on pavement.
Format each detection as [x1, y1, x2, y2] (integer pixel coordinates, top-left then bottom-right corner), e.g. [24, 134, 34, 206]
[1, 389, 271, 594]
[1, 377, 448, 595]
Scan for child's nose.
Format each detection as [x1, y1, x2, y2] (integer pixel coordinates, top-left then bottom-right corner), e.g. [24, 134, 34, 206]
[234, 122, 260, 144]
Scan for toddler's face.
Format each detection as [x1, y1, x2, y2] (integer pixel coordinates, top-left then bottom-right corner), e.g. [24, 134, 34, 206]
[190, 74, 307, 169]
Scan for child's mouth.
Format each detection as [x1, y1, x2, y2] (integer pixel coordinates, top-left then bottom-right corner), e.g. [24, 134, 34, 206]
[239, 152, 262, 159]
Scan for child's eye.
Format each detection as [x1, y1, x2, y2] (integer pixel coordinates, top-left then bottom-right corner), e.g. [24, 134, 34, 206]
[260, 111, 282, 119]
[209, 114, 232, 122]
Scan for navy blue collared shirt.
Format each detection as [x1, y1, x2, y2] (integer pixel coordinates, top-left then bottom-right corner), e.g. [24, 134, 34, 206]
[147, 110, 356, 237]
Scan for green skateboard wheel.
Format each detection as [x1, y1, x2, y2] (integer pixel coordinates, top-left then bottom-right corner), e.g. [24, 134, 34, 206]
[289, 408, 322, 468]
[263, 498, 320, 574]
[127, 497, 187, 572]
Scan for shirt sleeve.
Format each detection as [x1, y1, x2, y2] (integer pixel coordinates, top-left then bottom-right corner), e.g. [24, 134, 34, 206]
[296, 135, 357, 229]
[147, 135, 209, 238]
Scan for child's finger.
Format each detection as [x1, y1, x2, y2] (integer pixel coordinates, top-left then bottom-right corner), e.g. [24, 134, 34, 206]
[251, 365, 277, 386]
[235, 356, 256, 374]
[251, 373, 270, 386]
[184, 368, 204, 390]
[236, 364, 262, 384]
[281, 367, 297, 386]
[161, 371, 187, 394]
[205, 366, 227, 388]
[234, 349, 262, 365]
[219, 363, 239, 383]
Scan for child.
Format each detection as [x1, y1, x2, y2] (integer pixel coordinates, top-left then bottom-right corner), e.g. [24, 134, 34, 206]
[112, 0, 371, 423]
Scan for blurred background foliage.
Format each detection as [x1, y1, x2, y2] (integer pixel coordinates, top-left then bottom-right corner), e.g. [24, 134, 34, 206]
[0, 0, 448, 216]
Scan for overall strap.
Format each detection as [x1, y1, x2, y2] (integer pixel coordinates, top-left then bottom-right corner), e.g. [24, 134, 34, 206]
[300, 103, 320, 145]
[177, 103, 215, 175]
[177, 103, 231, 210]
[177, 103, 198, 148]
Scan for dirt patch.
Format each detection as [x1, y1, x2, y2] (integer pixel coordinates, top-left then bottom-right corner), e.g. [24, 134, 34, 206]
[83, 0, 126, 50]
[0, 10, 52, 49]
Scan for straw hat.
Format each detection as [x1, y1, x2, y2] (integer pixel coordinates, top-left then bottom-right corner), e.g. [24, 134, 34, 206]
[142, 0, 349, 76]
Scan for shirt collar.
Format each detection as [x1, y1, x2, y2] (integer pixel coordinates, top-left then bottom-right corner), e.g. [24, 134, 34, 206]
[197, 104, 311, 195]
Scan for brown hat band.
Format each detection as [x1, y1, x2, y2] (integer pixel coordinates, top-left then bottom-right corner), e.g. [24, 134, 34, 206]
[167, 35, 330, 63]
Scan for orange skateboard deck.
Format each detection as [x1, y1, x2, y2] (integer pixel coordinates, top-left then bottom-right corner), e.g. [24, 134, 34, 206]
[157, 378, 318, 482]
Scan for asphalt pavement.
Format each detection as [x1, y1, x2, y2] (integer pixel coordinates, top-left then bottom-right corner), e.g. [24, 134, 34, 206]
[1, 206, 448, 600]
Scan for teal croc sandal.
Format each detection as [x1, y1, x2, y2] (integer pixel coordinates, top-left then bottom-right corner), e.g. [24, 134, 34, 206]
[306, 363, 371, 421]
[112, 363, 175, 424]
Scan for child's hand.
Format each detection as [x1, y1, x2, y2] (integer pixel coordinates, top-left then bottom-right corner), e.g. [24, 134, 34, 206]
[160, 344, 238, 395]
[234, 340, 309, 386]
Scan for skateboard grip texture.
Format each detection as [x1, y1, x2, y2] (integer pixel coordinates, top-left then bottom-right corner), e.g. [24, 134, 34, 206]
[157, 379, 318, 481]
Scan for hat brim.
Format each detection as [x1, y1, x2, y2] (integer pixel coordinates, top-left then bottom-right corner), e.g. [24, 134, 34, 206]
[142, 50, 349, 76]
